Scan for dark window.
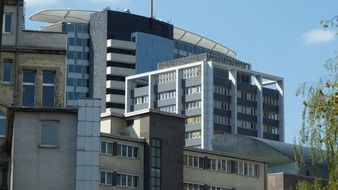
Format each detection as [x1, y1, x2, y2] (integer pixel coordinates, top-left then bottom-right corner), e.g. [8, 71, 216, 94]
[67, 78, 74, 86]
[3, 14, 12, 33]
[107, 47, 135, 55]
[22, 71, 36, 107]
[106, 102, 125, 109]
[107, 61, 135, 69]
[67, 51, 74, 59]
[150, 138, 161, 190]
[40, 121, 58, 146]
[3, 60, 12, 82]
[66, 23, 75, 32]
[74, 65, 82, 73]
[76, 38, 83, 46]
[106, 75, 125, 81]
[42, 72, 55, 107]
[106, 89, 125, 95]
[0, 111, 6, 136]
[68, 38, 75, 46]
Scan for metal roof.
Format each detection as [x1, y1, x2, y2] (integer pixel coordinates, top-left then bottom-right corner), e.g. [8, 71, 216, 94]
[30, 9, 236, 57]
[30, 9, 97, 23]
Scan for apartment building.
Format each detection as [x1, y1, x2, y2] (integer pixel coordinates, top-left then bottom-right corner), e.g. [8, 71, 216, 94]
[0, 0, 67, 138]
[126, 53, 284, 149]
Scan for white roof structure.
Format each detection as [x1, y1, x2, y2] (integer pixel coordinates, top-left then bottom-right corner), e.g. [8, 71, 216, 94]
[30, 9, 97, 23]
[174, 27, 236, 57]
[30, 9, 236, 57]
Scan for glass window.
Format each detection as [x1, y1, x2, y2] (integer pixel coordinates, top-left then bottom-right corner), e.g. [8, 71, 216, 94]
[3, 61, 12, 82]
[66, 23, 75, 32]
[40, 121, 58, 146]
[67, 51, 74, 59]
[3, 14, 12, 33]
[0, 111, 6, 136]
[42, 72, 55, 107]
[22, 71, 36, 107]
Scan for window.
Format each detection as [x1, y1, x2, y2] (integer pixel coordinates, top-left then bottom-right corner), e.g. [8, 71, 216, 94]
[185, 115, 201, 125]
[185, 86, 201, 95]
[117, 144, 138, 158]
[185, 130, 201, 139]
[101, 141, 113, 155]
[40, 121, 58, 146]
[158, 71, 176, 84]
[0, 111, 6, 136]
[42, 72, 55, 107]
[214, 100, 229, 111]
[183, 66, 201, 79]
[157, 91, 176, 100]
[237, 105, 256, 115]
[134, 96, 148, 105]
[117, 173, 138, 188]
[3, 14, 12, 33]
[150, 138, 161, 190]
[213, 85, 229, 95]
[159, 105, 176, 113]
[100, 171, 113, 185]
[183, 183, 205, 190]
[185, 100, 201, 110]
[238, 120, 256, 130]
[237, 91, 256, 101]
[2, 59, 12, 82]
[264, 125, 279, 135]
[264, 111, 279, 120]
[22, 71, 36, 107]
[214, 115, 230, 125]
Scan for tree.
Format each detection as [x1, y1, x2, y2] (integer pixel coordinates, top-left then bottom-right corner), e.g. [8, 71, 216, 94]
[294, 56, 338, 190]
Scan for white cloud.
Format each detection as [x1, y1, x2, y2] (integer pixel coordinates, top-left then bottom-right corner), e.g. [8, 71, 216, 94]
[303, 28, 335, 45]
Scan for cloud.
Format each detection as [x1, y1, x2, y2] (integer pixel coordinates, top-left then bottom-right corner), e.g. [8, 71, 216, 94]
[303, 28, 335, 45]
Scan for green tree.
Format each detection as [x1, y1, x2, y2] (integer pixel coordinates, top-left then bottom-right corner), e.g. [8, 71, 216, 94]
[295, 56, 338, 190]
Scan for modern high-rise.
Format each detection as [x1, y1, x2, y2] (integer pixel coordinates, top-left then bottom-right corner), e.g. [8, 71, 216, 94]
[30, 8, 236, 113]
[125, 53, 284, 149]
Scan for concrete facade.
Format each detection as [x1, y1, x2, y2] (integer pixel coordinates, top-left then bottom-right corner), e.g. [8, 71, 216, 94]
[126, 53, 284, 149]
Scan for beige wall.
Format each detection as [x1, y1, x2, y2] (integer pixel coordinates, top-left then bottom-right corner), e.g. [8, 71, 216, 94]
[99, 136, 144, 190]
[183, 150, 266, 190]
[12, 111, 77, 190]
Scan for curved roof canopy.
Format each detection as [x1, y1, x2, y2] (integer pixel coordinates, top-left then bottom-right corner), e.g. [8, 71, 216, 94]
[212, 134, 316, 166]
[30, 9, 97, 23]
[174, 27, 236, 58]
[30, 9, 236, 57]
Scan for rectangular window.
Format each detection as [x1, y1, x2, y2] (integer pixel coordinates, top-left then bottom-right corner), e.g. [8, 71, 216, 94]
[22, 71, 36, 107]
[2, 59, 12, 82]
[150, 138, 161, 190]
[117, 144, 138, 158]
[40, 120, 58, 146]
[100, 141, 113, 155]
[117, 173, 138, 188]
[42, 72, 55, 107]
[3, 14, 12, 33]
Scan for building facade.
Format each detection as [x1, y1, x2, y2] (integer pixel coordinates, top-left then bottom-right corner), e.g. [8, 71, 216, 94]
[126, 53, 284, 149]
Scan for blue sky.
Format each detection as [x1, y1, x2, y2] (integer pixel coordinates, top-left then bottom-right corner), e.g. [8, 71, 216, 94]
[24, 0, 338, 143]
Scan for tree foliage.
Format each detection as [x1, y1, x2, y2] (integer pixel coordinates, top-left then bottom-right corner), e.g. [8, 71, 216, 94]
[295, 56, 338, 190]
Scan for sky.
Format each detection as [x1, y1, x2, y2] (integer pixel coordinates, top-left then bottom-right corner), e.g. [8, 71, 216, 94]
[24, 0, 338, 143]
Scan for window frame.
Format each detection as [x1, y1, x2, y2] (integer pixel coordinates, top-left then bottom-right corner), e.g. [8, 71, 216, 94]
[39, 120, 59, 148]
[42, 71, 56, 108]
[0, 111, 6, 137]
[3, 14, 12, 33]
[22, 70, 36, 107]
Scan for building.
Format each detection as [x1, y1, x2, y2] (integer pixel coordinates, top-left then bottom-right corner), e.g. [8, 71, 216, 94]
[99, 109, 267, 190]
[30, 9, 237, 114]
[4, 99, 101, 190]
[125, 53, 284, 149]
[0, 0, 67, 138]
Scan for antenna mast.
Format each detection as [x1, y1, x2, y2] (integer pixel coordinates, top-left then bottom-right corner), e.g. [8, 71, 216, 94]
[151, 0, 154, 18]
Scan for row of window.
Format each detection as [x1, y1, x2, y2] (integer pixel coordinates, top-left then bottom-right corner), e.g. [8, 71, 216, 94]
[264, 111, 279, 120]
[214, 100, 230, 111]
[134, 96, 148, 105]
[157, 90, 176, 100]
[238, 120, 256, 130]
[183, 154, 260, 177]
[264, 125, 279, 135]
[184, 183, 231, 190]
[66, 23, 89, 33]
[67, 78, 89, 88]
[185, 85, 201, 95]
[159, 105, 176, 113]
[238, 91, 256, 101]
[0, 112, 6, 136]
[213, 68, 228, 78]
[183, 66, 201, 79]
[237, 105, 256, 115]
[185, 101, 201, 110]
[67, 92, 89, 100]
[150, 138, 161, 190]
[100, 171, 138, 188]
[263, 96, 278, 106]
[185, 130, 201, 139]
[158, 71, 176, 84]
[67, 64, 89, 74]
[67, 51, 90, 60]
[213, 85, 229, 95]
[186, 115, 201, 125]
[22, 71, 56, 107]
[67, 37, 90, 47]
[214, 115, 230, 125]
[1, 59, 13, 82]
[100, 141, 139, 159]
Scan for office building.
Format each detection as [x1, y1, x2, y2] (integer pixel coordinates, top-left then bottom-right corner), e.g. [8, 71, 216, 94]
[126, 53, 284, 149]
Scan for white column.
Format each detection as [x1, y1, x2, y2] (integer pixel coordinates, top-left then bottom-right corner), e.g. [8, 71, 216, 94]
[229, 70, 238, 134]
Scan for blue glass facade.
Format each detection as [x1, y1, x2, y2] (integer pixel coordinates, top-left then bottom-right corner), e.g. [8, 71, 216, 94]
[174, 40, 227, 59]
[65, 23, 91, 106]
[133, 32, 174, 73]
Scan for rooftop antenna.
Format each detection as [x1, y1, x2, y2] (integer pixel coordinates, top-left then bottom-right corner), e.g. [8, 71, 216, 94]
[150, 0, 154, 18]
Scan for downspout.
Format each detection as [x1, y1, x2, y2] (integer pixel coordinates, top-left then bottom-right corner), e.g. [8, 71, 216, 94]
[13, 0, 20, 106]
[0, 0, 4, 75]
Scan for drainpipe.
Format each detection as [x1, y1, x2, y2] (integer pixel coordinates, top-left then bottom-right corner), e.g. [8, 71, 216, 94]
[0, 0, 4, 76]
[13, 0, 20, 106]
